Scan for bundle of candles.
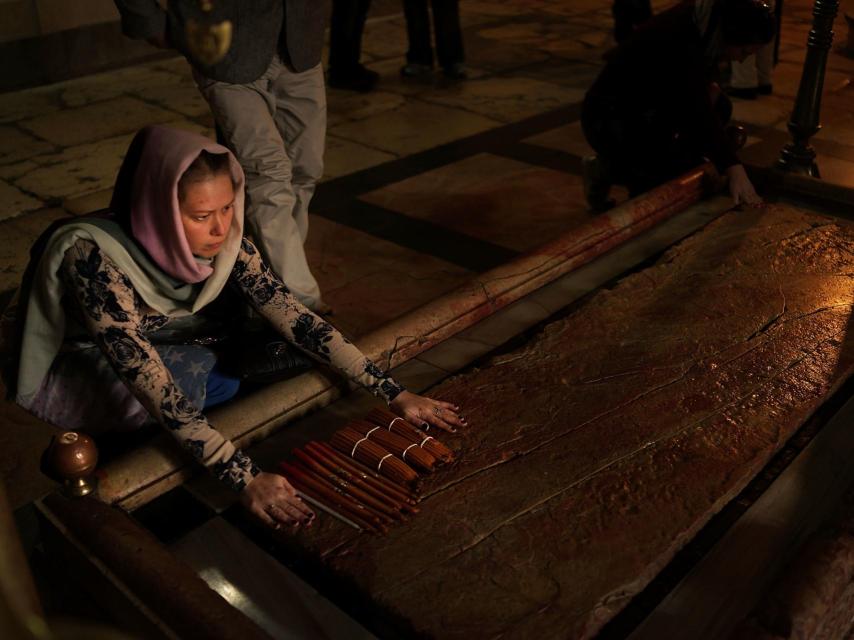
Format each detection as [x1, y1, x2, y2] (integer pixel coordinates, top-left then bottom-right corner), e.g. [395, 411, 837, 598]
[280, 408, 455, 533]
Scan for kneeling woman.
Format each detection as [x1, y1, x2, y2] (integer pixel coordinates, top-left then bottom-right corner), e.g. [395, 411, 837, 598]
[5, 125, 465, 529]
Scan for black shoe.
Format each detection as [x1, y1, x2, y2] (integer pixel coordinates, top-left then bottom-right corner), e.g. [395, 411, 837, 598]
[728, 86, 758, 100]
[442, 63, 468, 80]
[400, 62, 432, 78]
[328, 64, 379, 92]
[757, 83, 773, 95]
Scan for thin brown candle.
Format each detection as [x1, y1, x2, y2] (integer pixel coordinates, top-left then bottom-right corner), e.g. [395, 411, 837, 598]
[293, 449, 404, 522]
[365, 408, 455, 463]
[310, 441, 418, 504]
[307, 442, 419, 513]
[301, 444, 405, 514]
[291, 461, 393, 528]
[348, 420, 437, 473]
[330, 427, 419, 486]
[279, 462, 383, 533]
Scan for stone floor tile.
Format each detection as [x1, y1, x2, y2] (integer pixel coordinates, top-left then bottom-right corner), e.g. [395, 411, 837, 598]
[153, 55, 195, 76]
[18, 96, 179, 147]
[525, 121, 593, 158]
[366, 57, 490, 97]
[56, 65, 184, 108]
[360, 153, 590, 252]
[159, 118, 216, 140]
[732, 95, 791, 128]
[0, 87, 60, 124]
[326, 90, 407, 128]
[813, 154, 854, 188]
[62, 188, 113, 216]
[0, 125, 55, 165]
[305, 217, 471, 337]
[0, 179, 44, 221]
[359, 17, 410, 62]
[130, 79, 210, 118]
[465, 40, 551, 73]
[323, 136, 396, 181]
[0, 207, 68, 293]
[460, 1, 542, 18]
[814, 112, 854, 147]
[538, 29, 613, 61]
[423, 76, 585, 123]
[14, 133, 134, 200]
[0, 160, 37, 181]
[770, 61, 852, 99]
[330, 100, 500, 156]
[511, 59, 601, 90]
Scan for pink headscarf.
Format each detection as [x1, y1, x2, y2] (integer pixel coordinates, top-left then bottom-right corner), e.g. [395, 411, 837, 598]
[111, 125, 245, 284]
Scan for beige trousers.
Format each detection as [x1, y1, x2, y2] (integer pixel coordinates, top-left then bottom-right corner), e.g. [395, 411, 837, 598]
[194, 56, 326, 308]
[730, 41, 775, 89]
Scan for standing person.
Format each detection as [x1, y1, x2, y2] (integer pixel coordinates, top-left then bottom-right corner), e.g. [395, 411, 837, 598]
[114, 1, 331, 314]
[581, 0, 775, 211]
[401, 0, 467, 79]
[328, 0, 378, 92]
[613, 0, 653, 44]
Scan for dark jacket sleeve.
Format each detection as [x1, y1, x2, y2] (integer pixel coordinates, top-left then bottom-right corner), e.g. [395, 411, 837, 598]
[113, 0, 167, 41]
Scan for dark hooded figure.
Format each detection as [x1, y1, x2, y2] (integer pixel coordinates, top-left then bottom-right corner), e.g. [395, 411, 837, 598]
[581, 0, 775, 211]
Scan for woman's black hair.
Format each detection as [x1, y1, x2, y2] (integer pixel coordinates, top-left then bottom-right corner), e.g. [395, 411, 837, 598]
[721, 0, 776, 46]
[177, 150, 233, 202]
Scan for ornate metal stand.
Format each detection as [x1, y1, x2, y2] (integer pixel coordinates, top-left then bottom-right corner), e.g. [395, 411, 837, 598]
[777, 0, 840, 177]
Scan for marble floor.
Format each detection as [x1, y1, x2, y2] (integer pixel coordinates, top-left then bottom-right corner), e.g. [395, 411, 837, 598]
[2, 0, 854, 510]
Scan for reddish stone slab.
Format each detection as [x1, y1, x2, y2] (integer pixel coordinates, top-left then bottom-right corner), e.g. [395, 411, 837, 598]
[280, 205, 854, 639]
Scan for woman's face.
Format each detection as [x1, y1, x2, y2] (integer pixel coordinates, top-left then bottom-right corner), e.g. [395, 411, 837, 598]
[179, 172, 235, 258]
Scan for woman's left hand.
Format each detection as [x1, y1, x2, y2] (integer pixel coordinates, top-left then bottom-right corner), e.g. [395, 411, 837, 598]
[389, 390, 467, 433]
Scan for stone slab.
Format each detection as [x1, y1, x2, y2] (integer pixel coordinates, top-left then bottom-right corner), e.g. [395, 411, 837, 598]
[276, 204, 854, 640]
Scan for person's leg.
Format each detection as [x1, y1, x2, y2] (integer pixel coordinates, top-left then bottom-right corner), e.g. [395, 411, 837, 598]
[430, 0, 465, 72]
[268, 60, 327, 307]
[402, 0, 434, 66]
[194, 64, 323, 308]
[729, 55, 759, 98]
[203, 367, 241, 408]
[329, 0, 377, 91]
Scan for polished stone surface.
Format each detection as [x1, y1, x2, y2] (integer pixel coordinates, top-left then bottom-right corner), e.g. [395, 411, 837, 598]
[280, 205, 854, 639]
[305, 217, 472, 337]
[360, 152, 589, 252]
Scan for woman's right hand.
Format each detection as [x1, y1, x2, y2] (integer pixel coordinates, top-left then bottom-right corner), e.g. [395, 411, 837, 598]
[725, 164, 763, 207]
[240, 471, 315, 530]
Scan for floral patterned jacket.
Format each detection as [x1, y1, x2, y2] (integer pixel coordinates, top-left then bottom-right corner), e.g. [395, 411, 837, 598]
[59, 236, 404, 491]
